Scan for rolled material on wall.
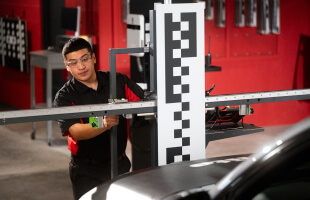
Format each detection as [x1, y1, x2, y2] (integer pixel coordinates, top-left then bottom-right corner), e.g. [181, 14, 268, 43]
[245, 0, 257, 27]
[215, 0, 226, 27]
[257, 0, 270, 34]
[269, 0, 280, 34]
[205, 0, 214, 20]
[235, 0, 245, 27]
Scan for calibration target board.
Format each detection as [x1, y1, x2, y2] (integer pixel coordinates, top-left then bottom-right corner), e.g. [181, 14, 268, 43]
[0, 18, 28, 72]
[155, 3, 205, 166]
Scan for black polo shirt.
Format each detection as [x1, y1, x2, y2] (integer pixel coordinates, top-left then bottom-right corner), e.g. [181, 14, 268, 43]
[53, 71, 144, 163]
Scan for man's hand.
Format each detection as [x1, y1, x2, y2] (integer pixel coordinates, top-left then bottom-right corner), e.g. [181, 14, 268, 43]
[68, 115, 120, 141]
[103, 115, 119, 129]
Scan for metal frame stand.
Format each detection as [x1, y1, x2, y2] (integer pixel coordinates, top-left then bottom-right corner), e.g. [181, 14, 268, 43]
[109, 47, 150, 178]
[30, 50, 64, 146]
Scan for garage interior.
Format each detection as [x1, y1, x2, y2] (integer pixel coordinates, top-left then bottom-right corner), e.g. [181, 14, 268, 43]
[0, 103, 290, 199]
[0, 0, 309, 199]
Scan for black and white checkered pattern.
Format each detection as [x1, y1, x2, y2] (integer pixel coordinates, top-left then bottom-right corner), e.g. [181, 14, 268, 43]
[0, 18, 27, 72]
[164, 12, 197, 164]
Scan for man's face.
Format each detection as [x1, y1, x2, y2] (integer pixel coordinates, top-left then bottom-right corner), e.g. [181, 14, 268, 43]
[64, 48, 96, 83]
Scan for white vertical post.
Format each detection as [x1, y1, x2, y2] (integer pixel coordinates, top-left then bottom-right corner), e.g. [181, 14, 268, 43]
[75, 6, 81, 37]
[155, 2, 205, 166]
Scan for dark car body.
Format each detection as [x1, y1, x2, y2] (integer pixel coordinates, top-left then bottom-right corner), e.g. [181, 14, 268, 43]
[81, 117, 310, 200]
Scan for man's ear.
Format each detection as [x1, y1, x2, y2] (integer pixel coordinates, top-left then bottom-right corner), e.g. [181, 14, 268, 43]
[64, 62, 69, 71]
[92, 53, 96, 64]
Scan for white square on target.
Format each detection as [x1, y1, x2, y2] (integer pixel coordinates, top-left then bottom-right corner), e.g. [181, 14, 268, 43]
[173, 31, 181, 40]
[181, 21, 189, 31]
[181, 39, 189, 49]
[173, 67, 181, 76]
[175, 155, 183, 162]
[172, 13, 181, 22]
[173, 85, 182, 94]
[173, 49, 181, 58]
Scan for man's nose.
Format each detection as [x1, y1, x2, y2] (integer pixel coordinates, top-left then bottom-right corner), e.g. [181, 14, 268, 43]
[77, 61, 86, 69]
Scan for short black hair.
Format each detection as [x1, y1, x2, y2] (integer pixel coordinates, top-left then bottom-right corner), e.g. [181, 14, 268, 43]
[62, 37, 93, 60]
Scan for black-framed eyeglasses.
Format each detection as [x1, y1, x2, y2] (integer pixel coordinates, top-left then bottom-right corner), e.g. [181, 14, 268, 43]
[66, 54, 92, 67]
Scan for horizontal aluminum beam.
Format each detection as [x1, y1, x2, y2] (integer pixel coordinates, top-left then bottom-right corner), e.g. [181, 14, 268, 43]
[0, 101, 157, 125]
[1, 89, 310, 125]
[205, 88, 310, 108]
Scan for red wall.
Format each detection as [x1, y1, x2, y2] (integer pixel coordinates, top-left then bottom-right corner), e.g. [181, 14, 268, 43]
[0, 0, 309, 127]
[66, 0, 130, 75]
[0, 0, 43, 109]
[97, 0, 130, 75]
[205, 0, 310, 126]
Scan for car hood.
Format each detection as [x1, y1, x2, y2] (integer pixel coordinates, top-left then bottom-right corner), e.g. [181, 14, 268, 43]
[81, 155, 248, 200]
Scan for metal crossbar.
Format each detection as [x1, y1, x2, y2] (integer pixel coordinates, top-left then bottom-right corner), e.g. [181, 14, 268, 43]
[205, 88, 310, 107]
[1, 88, 310, 125]
[0, 101, 157, 125]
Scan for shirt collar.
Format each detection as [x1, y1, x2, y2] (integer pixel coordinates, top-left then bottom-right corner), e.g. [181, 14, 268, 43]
[97, 71, 109, 91]
[72, 77, 90, 94]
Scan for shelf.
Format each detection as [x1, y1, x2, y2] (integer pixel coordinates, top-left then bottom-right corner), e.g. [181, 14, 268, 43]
[205, 65, 222, 72]
[205, 122, 264, 147]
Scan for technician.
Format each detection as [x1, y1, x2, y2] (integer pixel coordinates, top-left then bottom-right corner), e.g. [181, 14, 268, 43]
[53, 37, 144, 199]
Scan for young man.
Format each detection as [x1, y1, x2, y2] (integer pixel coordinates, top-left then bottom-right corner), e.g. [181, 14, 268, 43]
[53, 37, 144, 199]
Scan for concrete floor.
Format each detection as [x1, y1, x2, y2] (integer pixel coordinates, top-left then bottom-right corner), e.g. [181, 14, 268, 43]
[0, 121, 72, 200]
[0, 105, 291, 199]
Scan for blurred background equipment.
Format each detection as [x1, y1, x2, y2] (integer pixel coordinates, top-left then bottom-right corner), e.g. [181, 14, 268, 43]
[0, 17, 28, 72]
[215, 0, 226, 27]
[245, 0, 257, 27]
[234, 0, 245, 27]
